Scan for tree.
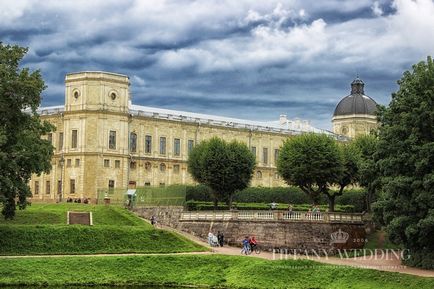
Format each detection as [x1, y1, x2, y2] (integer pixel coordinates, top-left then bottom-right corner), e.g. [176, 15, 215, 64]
[323, 143, 360, 212]
[277, 133, 343, 211]
[0, 43, 54, 219]
[373, 56, 434, 269]
[353, 134, 379, 212]
[187, 137, 255, 209]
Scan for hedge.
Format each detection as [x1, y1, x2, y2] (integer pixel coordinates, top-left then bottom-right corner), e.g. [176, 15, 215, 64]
[185, 201, 355, 213]
[186, 185, 367, 212]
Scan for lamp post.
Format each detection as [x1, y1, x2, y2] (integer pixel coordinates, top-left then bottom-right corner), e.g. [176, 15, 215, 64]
[59, 156, 65, 203]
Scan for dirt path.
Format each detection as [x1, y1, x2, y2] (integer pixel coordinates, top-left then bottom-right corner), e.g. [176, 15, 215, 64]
[161, 223, 434, 278]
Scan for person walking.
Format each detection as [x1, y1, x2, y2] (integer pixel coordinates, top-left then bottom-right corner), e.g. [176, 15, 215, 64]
[241, 236, 250, 255]
[217, 231, 224, 247]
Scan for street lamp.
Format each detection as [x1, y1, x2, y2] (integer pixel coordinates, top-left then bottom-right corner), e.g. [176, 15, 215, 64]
[58, 156, 65, 203]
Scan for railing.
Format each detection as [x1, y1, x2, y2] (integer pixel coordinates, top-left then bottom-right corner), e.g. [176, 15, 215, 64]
[180, 210, 365, 223]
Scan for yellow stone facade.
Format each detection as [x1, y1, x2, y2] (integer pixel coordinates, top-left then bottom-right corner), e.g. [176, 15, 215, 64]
[30, 71, 301, 202]
[332, 114, 378, 139]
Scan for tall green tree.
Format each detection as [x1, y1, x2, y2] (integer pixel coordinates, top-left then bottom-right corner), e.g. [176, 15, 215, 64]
[0, 43, 54, 219]
[373, 56, 434, 269]
[353, 134, 379, 212]
[277, 133, 343, 211]
[187, 137, 255, 209]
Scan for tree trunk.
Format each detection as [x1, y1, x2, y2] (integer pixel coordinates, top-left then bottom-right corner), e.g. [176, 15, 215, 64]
[213, 197, 218, 210]
[328, 195, 336, 213]
[226, 194, 233, 211]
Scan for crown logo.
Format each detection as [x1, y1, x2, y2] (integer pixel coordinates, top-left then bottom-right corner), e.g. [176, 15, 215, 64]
[330, 229, 349, 244]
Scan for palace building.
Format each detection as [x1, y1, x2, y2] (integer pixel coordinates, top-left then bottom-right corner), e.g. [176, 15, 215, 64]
[29, 71, 376, 201]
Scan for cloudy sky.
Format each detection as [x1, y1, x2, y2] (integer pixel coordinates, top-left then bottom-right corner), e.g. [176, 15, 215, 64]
[1, 0, 433, 129]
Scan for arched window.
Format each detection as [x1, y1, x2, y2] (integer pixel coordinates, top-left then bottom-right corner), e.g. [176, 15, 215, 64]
[256, 171, 262, 179]
[160, 163, 166, 172]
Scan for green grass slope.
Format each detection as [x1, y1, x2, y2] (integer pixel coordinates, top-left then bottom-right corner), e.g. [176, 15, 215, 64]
[0, 255, 432, 289]
[0, 204, 206, 255]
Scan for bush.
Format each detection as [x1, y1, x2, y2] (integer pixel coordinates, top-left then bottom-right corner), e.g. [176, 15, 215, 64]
[186, 186, 366, 212]
[185, 200, 354, 213]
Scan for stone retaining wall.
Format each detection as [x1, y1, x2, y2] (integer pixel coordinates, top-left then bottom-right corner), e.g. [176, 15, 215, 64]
[134, 206, 366, 253]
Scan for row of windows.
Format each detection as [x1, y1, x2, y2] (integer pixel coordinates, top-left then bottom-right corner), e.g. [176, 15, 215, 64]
[255, 171, 280, 180]
[34, 180, 71, 195]
[49, 130, 279, 164]
[251, 147, 280, 164]
[108, 181, 166, 189]
[103, 159, 182, 173]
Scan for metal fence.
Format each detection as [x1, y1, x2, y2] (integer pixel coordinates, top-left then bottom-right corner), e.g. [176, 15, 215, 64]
[97, 185, 186, 207]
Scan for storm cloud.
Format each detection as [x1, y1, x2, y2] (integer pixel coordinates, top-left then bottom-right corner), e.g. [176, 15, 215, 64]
[1, 0, 433, 129]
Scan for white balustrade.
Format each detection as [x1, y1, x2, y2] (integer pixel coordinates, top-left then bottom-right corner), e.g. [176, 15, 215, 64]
[180, 210, 363, 223]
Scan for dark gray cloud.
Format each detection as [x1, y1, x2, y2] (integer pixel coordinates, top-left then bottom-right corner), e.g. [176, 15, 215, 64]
[1, 0, 433, 129]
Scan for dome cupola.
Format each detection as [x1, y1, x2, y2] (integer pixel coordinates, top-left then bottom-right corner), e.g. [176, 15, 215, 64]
[333, 77, 377, 116]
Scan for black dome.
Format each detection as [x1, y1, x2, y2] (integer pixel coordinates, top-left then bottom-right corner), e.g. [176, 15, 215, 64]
[333, 77, 377, 116]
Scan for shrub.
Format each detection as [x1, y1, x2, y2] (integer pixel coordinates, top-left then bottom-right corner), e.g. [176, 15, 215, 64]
[185, 200, 354, 213]
[186, 186, 366, 212]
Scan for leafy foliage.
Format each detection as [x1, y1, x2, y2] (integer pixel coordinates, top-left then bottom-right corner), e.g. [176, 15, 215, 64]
[373, 56, 434, 269]
[0, 43, 54, 219]
[187, 137, 255, 208]
[277, 133, 351, 211]
[186, 185, 367, 212]
[353, 134, 379, 212]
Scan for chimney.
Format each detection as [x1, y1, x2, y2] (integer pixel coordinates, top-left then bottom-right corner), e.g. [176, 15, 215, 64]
[279, 114, 287, 125]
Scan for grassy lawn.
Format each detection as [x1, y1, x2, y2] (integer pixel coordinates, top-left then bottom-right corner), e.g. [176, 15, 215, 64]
[0, 204, 206, 255]
[0, 255, 433, 289]
[0, 203, 146, 226]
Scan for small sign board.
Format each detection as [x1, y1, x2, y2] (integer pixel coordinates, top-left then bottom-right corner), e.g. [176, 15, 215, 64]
[67, 211, 93, 225]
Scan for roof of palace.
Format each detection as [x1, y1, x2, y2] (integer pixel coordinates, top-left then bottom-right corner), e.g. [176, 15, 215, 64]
[36, 104, 345, 139]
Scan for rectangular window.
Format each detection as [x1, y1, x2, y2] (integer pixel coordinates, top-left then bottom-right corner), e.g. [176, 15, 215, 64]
[104, 159, 110, 167]
[108, 180, 115, 189]
[144, 182, 151, 187]
[174, 138, 181, 156]
[70, 179, 75, 194]
[71, 130, 78, 149]
[145, 135, 152, 154]
[263, 147, 268, 164]
[109, 130, 116, 149]
[57, 180, 62, 194]
[75, 159, 80, 167]
[34, 181, 39, 195]
[173, 164, 180, 174]
[130, 161, 137, 170]
[130, 132, 137, 153]
[251, 146, 256, 156]
[66, 159, 72, 167]
[58, 132, 64, 151]
[115, 160, 120, 168]
[274, 149, 280, 163]
[188, 140, 194, 153]
[160, 137, 166, 155]
[47, 133, 52, 144]
[46, 181, 50, 195]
